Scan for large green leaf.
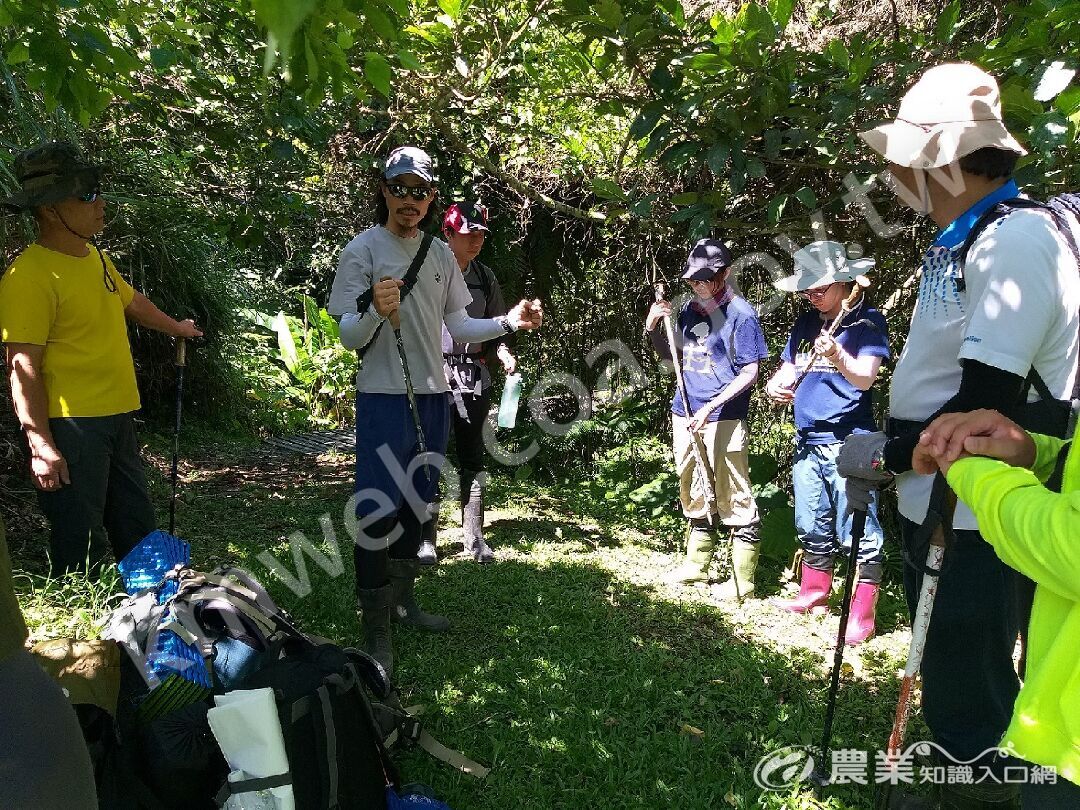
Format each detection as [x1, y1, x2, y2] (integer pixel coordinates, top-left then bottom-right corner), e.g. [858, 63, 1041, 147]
[591, 178, 626, 200]
[362, 1, 396, 41]
[934, 0, 961, 44]
[364, 51, 392, 96]
[767, 0, 795, 29]
[765, 193, 788, 226]
[251, 0, 318, 72]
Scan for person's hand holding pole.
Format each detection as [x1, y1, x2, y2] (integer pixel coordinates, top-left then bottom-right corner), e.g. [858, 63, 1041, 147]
[173, 319, 203, 339]
[765, 374, 794, 405]
[374, 277, 404, 320]
[645, 300, 672, 332]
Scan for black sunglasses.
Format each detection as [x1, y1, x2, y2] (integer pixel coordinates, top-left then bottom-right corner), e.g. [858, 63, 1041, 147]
[384, 182, 434, 201]
[77, 185, 102, 203]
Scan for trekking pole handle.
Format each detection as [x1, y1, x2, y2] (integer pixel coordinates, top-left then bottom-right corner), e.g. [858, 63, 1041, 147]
[175, 337, 187, 367]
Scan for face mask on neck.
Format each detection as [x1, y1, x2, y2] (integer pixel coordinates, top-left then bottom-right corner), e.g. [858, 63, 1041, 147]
[883, 168, 932, 217]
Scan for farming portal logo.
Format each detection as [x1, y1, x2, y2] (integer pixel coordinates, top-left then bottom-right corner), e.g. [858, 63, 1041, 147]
[753, 745, 816, 791]
[753, 742, 1059, 792]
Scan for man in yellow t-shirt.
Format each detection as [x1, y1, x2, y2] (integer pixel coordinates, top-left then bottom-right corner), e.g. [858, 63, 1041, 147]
[0, 142, 202, 574]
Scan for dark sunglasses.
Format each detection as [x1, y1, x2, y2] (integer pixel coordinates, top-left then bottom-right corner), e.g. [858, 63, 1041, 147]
[385, 182, 434, 201]
[77, 186, 102, 203]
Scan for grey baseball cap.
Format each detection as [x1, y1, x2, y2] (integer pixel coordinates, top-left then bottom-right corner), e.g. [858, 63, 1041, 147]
[1, 142, 103, 211]
[384, 146, 436, 183]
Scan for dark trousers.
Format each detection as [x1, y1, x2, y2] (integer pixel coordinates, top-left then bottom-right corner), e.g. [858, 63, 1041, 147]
[1022, 774, 1080, 808]
[900, 517, 1021, 776]
[0, 650, 97, 809]
[353, 393, 449, 590]
[451, 388, 491, 492]
[36, 413, 156, 575]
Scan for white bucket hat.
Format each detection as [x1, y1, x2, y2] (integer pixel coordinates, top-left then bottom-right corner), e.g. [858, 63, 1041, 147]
[859, 62, 1027, 169]
[774, 241, 874, 292]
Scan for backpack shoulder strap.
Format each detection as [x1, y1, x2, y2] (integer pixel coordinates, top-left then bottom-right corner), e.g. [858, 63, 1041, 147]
[477, 261, 494, 306]
[958, 197, 1037, 290]
[353, 232, 435, 359]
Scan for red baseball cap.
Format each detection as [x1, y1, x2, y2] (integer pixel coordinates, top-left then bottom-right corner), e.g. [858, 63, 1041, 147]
[443, 201, 490, 235]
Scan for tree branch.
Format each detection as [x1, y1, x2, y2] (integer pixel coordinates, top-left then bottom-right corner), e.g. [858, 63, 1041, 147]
[432, 113, 607, 223]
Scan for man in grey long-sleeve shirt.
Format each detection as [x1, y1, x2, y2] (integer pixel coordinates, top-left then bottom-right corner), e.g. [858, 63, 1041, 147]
[327, 146, 542, 675]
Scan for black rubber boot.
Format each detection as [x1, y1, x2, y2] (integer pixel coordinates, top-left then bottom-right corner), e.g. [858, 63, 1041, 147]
[461, 470, 494, 563]
[417, 502, 439, 567]
[387, 559, 450, 632]
[356, 583, 394, 678]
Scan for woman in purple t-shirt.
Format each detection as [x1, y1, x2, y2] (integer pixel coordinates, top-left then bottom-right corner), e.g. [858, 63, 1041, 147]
[764, 241, 890, 644]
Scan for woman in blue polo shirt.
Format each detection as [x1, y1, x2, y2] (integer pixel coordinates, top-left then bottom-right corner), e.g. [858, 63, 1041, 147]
[765, 241, 890, 644]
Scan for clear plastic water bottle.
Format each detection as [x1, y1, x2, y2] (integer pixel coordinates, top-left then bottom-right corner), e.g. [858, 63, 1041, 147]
[497, 373, 522, 428]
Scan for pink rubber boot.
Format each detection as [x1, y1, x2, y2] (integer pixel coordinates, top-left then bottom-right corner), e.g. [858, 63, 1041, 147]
[773, 563, 832, 614]
[844, 581, 879, 645]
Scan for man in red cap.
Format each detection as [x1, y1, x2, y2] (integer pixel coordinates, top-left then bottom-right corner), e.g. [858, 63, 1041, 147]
[437, 201, 517, 564]
[645, 238, 768, 599]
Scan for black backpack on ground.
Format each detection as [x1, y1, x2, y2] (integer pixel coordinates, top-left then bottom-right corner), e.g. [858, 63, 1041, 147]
[214, 638, 398, 810]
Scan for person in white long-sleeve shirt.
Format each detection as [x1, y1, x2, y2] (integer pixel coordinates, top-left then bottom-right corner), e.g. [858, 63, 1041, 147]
[327, 146, 542, 675]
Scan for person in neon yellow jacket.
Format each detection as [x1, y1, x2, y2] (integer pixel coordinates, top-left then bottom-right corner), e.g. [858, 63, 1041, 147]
[914, 408, 1080, 808]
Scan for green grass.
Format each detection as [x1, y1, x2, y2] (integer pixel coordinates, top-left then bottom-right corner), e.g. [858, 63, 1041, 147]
[8, 433, 931, 810]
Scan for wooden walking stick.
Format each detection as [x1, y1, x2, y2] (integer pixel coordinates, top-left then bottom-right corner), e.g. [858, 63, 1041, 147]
[790, 276, 870, 394]
[876, 474, 956, 808]
[654, 283, 719, 525]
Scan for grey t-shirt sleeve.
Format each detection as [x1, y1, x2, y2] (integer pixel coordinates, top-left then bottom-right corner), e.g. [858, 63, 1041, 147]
[328, 239, 372, 317]
[329, 239, 383, 350]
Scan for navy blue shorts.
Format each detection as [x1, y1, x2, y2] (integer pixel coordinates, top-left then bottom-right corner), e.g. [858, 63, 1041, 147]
[354, 392, 450, 525]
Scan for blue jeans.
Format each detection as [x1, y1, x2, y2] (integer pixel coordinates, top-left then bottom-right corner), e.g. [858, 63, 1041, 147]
[792, 441, 884, 568]
[353, 393, 450, 589]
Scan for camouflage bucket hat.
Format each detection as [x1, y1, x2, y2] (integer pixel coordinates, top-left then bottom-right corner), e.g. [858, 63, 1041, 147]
[1, 141, 103, 211]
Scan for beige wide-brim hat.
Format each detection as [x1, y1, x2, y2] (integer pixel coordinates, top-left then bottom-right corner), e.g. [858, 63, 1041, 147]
[859, 63, 1027, 169]
[774, 240, 874, 292]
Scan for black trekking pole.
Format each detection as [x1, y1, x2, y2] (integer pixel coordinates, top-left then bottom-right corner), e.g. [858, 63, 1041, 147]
[388, 306, 432, 485]
[169, 337, 186, 536]
[810, 507, 867, 796]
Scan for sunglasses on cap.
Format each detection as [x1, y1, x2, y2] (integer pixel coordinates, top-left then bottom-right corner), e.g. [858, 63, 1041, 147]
[77, 185, 102, 203]
[384, 182, 434, 201]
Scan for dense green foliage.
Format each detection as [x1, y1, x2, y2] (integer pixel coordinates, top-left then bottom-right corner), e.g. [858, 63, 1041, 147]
[3, 0, 1076, 436]
[2, 0, 1075, 562]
